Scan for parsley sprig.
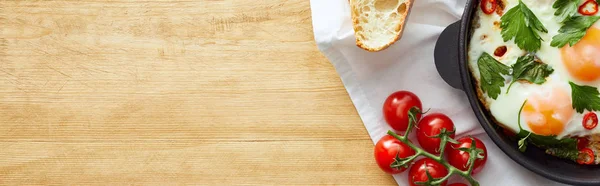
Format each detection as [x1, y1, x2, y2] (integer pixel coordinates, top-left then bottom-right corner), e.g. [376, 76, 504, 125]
[506, 54, 554, 93]
[477, 53, 510, 99]
[501, 0, 548, 52]
[570, 82, 600, 113]
[553, 0, 581, 23]
[551, 16, 600, 48]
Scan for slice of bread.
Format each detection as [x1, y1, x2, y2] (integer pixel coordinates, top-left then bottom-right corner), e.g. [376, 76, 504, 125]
[350, 0, 414, 52]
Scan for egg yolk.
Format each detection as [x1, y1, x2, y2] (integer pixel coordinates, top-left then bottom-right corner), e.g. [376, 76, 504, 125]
[561, 26, 600, 82]
[522, 87, 574, 136]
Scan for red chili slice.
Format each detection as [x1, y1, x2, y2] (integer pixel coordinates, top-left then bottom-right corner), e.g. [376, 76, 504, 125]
[494, 46, 507, 57]
[583, 112, 598, 130]
[481, 0, 497, 15]
[577, 148, 595, 165]
[578, 137, 590, 150]
[579, 0, 599, 16]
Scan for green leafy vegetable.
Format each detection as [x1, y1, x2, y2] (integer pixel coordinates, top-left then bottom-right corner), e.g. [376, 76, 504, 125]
[516, 100, 578, 156]
[551, 16, 600, 48]
[552, 0, 581, 23]
[477, 53, 509, 99]
[506, 54, 554, 93]
[525, 133, 577, 149]
[546, 147, 579, 161]
[570, 81, 600, 113]
[501, 0, 548, 52]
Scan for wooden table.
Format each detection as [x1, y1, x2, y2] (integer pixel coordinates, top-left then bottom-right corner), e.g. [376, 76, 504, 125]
[0, 1, 395, 185]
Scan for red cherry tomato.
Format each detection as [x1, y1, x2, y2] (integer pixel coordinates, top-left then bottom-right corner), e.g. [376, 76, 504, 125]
[448, 183, 468, 186]
[577, 148, 595, 165]
[383, 91, 423, 132]
[446, 137, 488, 174]
[583, 112, 598, 130]
[374, 135, 416, 174]
[579, 0, 599, 16]
[408, 158, 448, 186]
[416, 113, 456, 154]
[578, 137, 590, 150]
[480, 0, 497, 14]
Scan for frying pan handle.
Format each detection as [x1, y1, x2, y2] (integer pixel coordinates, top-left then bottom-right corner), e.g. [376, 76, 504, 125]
[434, 20, 463, 90]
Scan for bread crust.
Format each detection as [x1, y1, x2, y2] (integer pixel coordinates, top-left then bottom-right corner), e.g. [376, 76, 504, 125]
[350, 0, 414, 52]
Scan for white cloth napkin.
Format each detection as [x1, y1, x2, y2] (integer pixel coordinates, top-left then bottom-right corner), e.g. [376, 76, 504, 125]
[309, 0, 567, 185]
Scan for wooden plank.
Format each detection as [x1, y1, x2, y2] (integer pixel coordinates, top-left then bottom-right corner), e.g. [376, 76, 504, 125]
[0, 0, 395, 185]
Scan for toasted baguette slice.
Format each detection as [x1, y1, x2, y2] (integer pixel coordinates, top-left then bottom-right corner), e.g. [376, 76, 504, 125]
[350, 0, 413, 52]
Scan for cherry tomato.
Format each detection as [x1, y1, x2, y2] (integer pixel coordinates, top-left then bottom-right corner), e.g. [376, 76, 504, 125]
[408, 158, 448, 186]
[383, 91, 423, 132]
[578, 137, 590, 150]
[374, 135, 416, 174]
[577, 148, 595, 165]
[416, 113, 456, 154]
[480, 0, 497, 14]
[583, 112, 598, 130]
[446, 137, 488, 174]
[448, 183, 468, 186]
[579, 0, 598, 16]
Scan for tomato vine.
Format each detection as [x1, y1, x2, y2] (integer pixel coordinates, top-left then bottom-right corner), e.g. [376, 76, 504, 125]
[387, 107, 484, 186]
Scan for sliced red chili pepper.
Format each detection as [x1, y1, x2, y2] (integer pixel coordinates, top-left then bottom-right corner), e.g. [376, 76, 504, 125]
[579, 0, 599, 16]
[578, 137, 590, 150]
[577, 148, 595, 165]
[494, 46, 507, 57]
[583, 112, 598, 130]
[481, 0, 497, 15]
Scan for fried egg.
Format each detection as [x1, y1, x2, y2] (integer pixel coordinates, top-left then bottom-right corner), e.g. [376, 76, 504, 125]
[468, 0, 600, 138]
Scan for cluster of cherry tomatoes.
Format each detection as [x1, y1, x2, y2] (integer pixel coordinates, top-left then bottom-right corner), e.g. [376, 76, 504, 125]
[375, 91, 488, 186]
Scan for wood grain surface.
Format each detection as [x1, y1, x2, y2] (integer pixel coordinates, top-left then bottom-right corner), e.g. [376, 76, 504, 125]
[0, 0, 396, 185]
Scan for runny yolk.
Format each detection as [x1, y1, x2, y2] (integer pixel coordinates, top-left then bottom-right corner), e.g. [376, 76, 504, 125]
[522, 87, 574, 136]
[561, 26, 600, 82]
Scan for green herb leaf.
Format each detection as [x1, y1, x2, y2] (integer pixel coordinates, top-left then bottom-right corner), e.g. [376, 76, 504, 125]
[501, 0, 548, 52]
[570, 81, 600, 113]
[517, 130, 577, 151]
[477, 53, 510, 99]
[551, 16, 600, 48]
[546, 147, 579, 161]
[507, 54, 554, 93]
[553, 0, 581, 22]
[528, 134, 577, 149]
[511, 54, 554, 84]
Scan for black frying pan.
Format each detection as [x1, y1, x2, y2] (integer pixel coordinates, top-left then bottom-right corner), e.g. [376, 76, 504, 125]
[433, 0, 600, 185]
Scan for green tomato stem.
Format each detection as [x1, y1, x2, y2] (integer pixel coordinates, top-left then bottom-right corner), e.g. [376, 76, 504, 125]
[438, 135, 450, 157]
